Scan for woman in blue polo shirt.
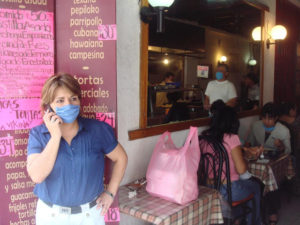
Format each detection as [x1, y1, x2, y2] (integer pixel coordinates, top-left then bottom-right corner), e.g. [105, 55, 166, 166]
[27, 73, 128, 225]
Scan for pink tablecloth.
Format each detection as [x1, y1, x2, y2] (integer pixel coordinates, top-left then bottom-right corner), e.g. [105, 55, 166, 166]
[249, 154, 295, 194]
[119, 185, 224, 225]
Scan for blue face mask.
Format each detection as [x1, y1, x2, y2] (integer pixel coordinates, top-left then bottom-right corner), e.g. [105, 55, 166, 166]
[216, 72, 224, 80]
[263, 124, 275, 132]
[56, 104, 80, 123]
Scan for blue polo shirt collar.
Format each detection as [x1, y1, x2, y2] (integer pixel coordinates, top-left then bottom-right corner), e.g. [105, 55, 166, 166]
[40, 117, 85, 134]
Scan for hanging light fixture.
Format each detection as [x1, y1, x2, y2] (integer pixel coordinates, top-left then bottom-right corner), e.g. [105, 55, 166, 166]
[140, 0, 175, 33]
[248, 59, 257, 66]
[163, 52, 169, 65]
[163, 58, 169, 65]
[148, 0, 175, 7]
[220, 56, 227, 63]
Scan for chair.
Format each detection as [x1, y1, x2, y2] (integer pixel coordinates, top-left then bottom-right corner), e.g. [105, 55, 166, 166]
[198, 135, 256, 225]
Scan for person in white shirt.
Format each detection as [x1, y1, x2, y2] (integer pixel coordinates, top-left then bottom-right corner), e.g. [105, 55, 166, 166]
[204, 64, 237, 110]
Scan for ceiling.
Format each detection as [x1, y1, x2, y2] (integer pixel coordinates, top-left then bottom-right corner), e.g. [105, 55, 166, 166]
[288, 0, 300, 8]
[164, 0, 263, 38]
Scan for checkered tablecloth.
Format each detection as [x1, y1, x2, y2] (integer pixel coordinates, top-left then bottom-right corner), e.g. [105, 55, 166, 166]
[119, 185, 224, 225]
[248, 154, 295, 194]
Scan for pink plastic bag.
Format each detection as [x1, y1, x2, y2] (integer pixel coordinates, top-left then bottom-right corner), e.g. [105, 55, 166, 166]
[146, 126, 200, 205]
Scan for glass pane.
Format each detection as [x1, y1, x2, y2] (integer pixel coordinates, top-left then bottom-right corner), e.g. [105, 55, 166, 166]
[147, 1, 262, 126]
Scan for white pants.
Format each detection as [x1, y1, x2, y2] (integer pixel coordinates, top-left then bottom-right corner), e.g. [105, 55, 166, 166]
[36, 199, 105, 225]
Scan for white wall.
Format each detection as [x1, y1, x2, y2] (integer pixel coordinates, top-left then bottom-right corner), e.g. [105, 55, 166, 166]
[260, 0, 276, 104]
[116, 0, 274, 224]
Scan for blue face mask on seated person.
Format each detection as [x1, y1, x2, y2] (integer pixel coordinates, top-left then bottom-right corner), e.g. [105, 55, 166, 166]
[216, 72, 224, 80]
[56, 104, 80, 123]
[263, 124, 275, 132]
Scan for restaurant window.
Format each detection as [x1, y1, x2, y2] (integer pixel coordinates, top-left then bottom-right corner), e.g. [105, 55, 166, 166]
[129, 0, 269, 140]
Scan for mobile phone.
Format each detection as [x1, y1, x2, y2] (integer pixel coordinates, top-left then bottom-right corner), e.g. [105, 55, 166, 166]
[45, 104, 54, 113]
[45, 105, 61, 124]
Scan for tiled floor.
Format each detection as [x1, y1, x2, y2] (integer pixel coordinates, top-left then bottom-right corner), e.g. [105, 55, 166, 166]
[276, 190, 300, 225]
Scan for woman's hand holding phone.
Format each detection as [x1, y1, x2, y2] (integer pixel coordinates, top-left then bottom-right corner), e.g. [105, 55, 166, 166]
[43, 107, 63, 138]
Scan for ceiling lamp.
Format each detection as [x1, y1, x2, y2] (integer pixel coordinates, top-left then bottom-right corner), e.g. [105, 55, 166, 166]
[251, 26, 261, 41]
[148, 0, 175, 7]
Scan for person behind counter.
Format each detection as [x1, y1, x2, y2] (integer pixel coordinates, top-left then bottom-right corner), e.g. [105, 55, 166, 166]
[242, 72, 260, 110]
[204, 64, 237, 110]
[156, 72, 175, 107]
[27, 73, 128, 225]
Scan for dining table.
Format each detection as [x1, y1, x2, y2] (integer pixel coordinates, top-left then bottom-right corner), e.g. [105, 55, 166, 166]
[248, 153, 295, 194]
[118, 184, 224, 225]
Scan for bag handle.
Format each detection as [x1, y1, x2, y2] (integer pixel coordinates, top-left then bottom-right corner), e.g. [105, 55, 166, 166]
[181, 126, 198, 154]
[153, 131, 172, 155]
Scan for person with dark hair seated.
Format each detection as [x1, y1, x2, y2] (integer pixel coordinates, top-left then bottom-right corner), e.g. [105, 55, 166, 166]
[201, 102, 262, 225]
[210, 99, 226, 116]
[246, 102, 291, 154]
[163, 91, 189, 123]
[246, 102, 291, 225]
[279, 102, 300, 155]
[279, 102, 300, 195]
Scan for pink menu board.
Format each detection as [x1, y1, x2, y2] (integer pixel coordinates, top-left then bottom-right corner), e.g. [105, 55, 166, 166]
[0, 7, 54, 98]
[56, 0, 118, 224]
[0, 1, 54, 225]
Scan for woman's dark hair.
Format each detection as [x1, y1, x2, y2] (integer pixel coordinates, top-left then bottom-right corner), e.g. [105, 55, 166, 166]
[203, 105, 240, 142]
[261, 102, 278, 118]
[279, 102, 297, 116]
[210, 100, 226, 115]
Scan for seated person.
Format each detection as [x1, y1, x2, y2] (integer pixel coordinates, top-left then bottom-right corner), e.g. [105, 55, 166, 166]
[279, 102, 300, 155]
[200, 103, 262, 225]
[204, 64, 237, 110]
[246, 102, 291, 154]
[279, 102, 300, 191]
[163, 91, 189, 123]
[156, 72, 175, 107]
[246, 102, 291, 225]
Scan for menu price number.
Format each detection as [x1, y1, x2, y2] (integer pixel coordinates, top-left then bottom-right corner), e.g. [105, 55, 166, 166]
[104, 207, 120, 222]
[98, 24, 117, 41]
[29, 10, 51, 21]
[0, 135, 15, 157]
[96, 112, 115, 128]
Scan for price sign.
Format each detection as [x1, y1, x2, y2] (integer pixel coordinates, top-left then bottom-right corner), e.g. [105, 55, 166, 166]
[104, 207, 120, 222]
[0, 134, 15, 157]
[98, 24, 117, 40]
[96, 112, 115, 128]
